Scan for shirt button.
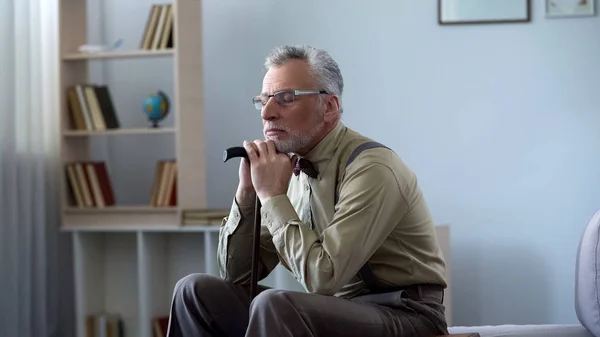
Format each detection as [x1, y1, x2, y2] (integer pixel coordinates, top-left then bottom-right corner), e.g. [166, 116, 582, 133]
[233, 211, 239, 217]
[304, 184, 310, 191]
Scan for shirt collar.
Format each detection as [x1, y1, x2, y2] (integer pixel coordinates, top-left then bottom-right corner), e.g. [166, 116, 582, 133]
[300, 121, 347, 179]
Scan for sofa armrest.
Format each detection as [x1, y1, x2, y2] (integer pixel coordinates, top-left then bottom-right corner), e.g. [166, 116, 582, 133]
[436, 334, 481, 337]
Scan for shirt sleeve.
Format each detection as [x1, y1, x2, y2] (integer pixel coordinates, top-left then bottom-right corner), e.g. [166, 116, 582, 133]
[217, 197, 280, 285]
[260, 157, 409, 295]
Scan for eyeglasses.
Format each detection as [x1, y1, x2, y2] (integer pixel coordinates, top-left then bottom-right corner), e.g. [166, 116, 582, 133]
[252, 89, 329, 110]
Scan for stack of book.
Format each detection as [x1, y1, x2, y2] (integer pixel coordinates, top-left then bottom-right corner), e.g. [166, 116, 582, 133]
[140, 3, 174, 50]
[65, 161, 115, 208]
[182, 209, 230, 226]
[66, 84, 120, 131]
[149, 159, 177, 207]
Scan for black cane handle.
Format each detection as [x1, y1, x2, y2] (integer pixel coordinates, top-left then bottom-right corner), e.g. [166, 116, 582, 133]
[223, 146, 248, 162]
[223, 145, 287, 162]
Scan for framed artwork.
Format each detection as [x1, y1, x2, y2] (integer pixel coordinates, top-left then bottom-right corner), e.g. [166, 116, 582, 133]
[545, 0, 596, 17]
[438, 0, 531, 25]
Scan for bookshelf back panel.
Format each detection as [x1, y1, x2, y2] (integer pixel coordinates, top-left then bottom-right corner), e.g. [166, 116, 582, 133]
[103, 233, 140, 337]
[79, 0, 178, 210]
[102, 0, 174, 51]
[100, 134, 175, 206]
[74, 232, 139, 337]
[139, 232, 171, 335]
[75, 232, 106, 318]
[62, 134, 175, 208]
[97, 57, 175, 129]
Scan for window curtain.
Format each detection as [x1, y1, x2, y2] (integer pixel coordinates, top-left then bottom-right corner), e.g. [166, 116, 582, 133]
[0, 0, 74, 336]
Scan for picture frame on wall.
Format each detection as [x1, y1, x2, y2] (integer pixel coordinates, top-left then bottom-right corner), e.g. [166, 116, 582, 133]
[545, 0, 596, 17]
[438, 0, 531, 25]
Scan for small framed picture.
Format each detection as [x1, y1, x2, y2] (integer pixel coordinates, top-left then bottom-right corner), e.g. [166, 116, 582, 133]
[546, 0, 596, 17]
[439, 0, 531, 25]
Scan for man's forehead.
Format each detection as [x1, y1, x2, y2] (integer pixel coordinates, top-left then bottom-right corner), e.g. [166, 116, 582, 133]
[261, 61, 313, 94]
[261, 78, 295, 95]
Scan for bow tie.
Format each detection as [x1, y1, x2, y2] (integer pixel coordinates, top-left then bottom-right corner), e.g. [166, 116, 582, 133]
[293, 157, 319, 178]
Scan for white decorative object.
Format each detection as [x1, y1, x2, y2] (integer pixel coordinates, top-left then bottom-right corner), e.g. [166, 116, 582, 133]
[77, 39, 123, 53]
[546, 0, 596, 17]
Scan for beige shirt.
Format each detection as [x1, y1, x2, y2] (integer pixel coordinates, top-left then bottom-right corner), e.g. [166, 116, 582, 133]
[217, 121, 447, 298]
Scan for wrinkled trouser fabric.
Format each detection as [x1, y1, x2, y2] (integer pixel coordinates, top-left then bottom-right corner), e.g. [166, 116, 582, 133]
[166, 273, 448, 337]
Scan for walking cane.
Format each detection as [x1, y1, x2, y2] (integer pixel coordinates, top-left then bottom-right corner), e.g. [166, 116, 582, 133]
[223, 146, 262, 299]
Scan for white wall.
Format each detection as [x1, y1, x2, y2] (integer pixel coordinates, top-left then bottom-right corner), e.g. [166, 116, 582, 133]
[93, 0, 600, 326]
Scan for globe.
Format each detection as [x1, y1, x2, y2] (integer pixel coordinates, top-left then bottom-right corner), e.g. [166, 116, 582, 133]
[142, 91, 170, 128]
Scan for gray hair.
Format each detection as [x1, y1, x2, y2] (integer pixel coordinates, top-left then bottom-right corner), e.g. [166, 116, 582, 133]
[264, 45, 344, 114]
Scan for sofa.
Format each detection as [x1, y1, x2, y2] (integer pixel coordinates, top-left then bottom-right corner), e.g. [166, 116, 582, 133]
[438, 208, 600, 337]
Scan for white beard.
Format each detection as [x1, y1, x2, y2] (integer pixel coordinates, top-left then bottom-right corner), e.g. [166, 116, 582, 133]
[266, 112, 325, 154]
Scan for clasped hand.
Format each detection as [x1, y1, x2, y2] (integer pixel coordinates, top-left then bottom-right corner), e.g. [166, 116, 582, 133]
[241, 139, 296, 203]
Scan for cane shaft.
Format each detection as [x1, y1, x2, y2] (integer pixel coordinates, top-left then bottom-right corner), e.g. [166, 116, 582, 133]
[250, 196, 261, 299]
[222, 147, 262, 299]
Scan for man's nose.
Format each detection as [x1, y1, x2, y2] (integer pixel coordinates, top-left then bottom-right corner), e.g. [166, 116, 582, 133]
[261, 98, 279, 121]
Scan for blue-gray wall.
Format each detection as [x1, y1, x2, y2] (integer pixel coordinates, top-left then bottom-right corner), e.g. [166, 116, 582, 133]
[93, 0, 600, 326]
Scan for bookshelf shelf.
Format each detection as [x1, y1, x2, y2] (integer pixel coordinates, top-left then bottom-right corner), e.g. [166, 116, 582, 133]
[63, 205, 178, 214]
[63, 127, 176, 137]
[62, 208, 179, 229]
[62, 48, 174, 61]
[61, 224, 221, 233]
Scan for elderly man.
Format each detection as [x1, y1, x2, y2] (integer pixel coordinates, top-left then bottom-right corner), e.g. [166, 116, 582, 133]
[167, 45, 449, 337]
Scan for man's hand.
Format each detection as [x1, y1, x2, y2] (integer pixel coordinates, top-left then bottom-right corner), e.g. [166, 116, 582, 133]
[235, 155, 256, 206]
[243, 139, 295, 203]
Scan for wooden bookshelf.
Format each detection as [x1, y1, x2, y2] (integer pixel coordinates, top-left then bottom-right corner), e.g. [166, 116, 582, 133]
[57, 1, 230, 336]
[58, 0, 207, 230]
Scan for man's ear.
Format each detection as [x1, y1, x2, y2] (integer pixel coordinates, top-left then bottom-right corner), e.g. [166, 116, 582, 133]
[324, 95, 340, 120]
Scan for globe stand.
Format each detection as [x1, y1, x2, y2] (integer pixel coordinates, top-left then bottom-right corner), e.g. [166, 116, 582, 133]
[151, 121, 160, 128]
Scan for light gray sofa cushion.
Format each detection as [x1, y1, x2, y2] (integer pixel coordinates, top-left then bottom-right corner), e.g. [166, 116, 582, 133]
[449, 324, 594, 337]
[575, 208, 600, 337]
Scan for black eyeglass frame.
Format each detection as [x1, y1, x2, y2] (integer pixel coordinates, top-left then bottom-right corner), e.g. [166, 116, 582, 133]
[252, 89, 329, 110]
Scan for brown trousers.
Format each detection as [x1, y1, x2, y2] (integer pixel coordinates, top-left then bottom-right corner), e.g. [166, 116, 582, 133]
[166, 273, 448, 337]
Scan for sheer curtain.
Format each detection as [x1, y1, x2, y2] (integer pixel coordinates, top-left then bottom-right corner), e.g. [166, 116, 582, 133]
[0, 0, 74, 336]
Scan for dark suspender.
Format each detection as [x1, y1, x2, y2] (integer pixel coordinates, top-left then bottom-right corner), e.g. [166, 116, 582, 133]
[345, 141, 391, 167]
[343, 141, 394, 293]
